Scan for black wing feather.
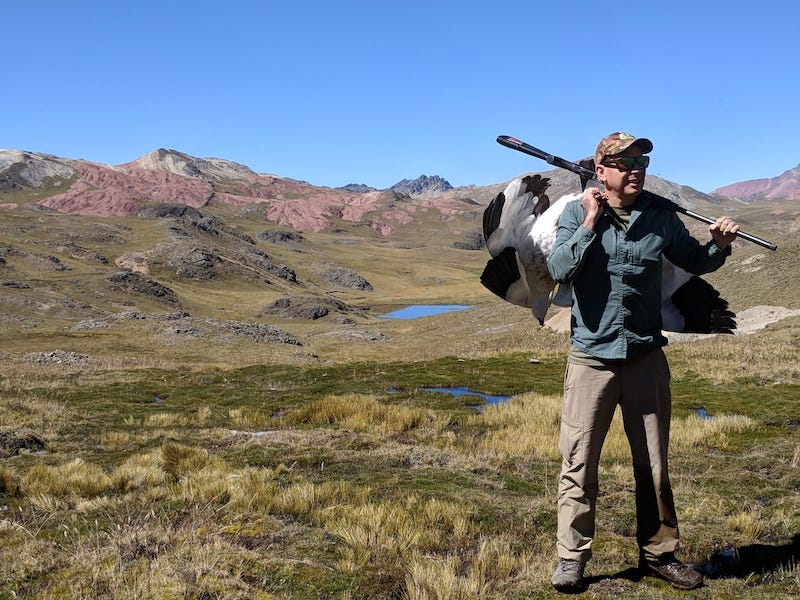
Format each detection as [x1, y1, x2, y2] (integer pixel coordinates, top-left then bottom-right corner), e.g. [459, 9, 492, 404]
[480, 247, 521, 299]
[483, 192, 506, 241]
[671, 276, 736, 334]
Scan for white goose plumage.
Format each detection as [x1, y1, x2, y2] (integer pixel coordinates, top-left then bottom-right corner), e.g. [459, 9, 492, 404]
[481, 174, 735, 333]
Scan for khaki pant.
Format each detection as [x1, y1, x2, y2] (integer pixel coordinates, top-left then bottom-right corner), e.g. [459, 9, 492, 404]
[556, 347, 679, 562]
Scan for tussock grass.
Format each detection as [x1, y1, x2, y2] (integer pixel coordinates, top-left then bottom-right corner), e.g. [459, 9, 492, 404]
[20, 458, 112, 499]
[0, 466, 19, 494]
[229, 406, 275, 430]
[727, 506, 766, 542]
[459, 392, 753, 461]
[668, 333, 800, 384]
[145, 411, 188, 427]
[404, 536, 532, 600]
[463, 392, 562, 460]
[161, 443, 212, 480]
[110, 451, 168, 492]
[670, 413, 756, 450]
[0, 393, 71, 433]
[328, 496, 473, 576]
[284, 393, 452, 434]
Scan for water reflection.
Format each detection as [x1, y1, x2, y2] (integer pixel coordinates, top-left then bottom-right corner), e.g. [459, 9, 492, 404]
[378, 305, 471, 319]
[694, 407, 712, 419]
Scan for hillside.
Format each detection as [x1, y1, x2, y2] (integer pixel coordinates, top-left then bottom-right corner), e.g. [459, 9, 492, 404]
[712, 163, 800, 202]
[1, 146, 797, 368]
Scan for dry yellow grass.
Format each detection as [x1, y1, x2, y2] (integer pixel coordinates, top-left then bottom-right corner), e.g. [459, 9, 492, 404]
[670, 413, 756, 450]
[284, 393, 451, 435]
[726, 507, 766, 542]
[667, 333, 800, 384]
[456, 391, 754, 462]
[20, 458, 112, 499]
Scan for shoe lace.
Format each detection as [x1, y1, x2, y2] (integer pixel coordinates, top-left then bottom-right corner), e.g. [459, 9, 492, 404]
[559, 559, 584, 574]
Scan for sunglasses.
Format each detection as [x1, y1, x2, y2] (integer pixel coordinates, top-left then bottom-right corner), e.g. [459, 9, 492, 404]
[602, 156, 650, 171]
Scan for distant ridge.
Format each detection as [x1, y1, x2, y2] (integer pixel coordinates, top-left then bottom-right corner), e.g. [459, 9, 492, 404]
[338, 183, 377, 193]
[712, 163, 800, 202]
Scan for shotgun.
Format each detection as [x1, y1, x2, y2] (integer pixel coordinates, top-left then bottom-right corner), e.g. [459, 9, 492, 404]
[497, 135, 778, 251]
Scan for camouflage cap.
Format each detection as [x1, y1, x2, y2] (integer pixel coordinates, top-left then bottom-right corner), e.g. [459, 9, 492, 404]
[594, 132, 653, 165]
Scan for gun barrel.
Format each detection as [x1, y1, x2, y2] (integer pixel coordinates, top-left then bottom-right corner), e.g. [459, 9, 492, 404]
[497, 135, 778, 251]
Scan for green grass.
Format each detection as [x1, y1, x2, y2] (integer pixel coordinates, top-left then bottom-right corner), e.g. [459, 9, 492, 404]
[2, 333, 799, 598]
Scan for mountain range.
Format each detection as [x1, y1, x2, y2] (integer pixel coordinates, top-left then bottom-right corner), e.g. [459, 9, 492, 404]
[3, 147, 796, 231]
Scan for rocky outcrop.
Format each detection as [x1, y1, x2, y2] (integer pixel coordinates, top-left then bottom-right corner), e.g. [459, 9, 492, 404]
[107, 271, 181, 307]
[452, 231, 485, 251]
[316, 266, 373, 291]
[0, 150, 77, 191]
[259, 295, 367, 321]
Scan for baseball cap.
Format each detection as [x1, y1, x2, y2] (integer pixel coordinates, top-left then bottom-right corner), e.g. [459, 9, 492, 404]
[594, 132, 653, 165]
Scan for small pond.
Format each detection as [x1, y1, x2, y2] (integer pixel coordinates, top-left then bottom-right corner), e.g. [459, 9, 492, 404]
[419, 386, 511, 407]
[377, 305, 472, 319]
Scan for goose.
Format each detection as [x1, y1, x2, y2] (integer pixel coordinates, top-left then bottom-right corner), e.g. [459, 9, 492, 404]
[480, 174, 735, 333]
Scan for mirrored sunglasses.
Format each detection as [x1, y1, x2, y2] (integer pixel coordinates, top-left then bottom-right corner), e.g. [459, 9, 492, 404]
[602, 156, 650, 171]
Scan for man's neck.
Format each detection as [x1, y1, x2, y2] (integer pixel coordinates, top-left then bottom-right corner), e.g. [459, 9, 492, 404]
[605, 191, 639, 209]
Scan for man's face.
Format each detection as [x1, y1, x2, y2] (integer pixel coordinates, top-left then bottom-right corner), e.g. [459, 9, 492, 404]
[596, 145, 647, 198]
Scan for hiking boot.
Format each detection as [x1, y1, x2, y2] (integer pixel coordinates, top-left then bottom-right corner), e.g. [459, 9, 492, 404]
[551, 558, 586, 591]
[640, 553, 704, 590]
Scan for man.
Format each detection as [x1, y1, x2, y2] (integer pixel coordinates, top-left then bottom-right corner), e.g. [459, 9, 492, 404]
[546, 132, 740, 592]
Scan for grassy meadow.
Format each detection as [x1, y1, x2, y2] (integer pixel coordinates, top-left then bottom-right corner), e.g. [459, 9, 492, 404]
[1, 312, 799, 599]
[1, 195, 799, 598]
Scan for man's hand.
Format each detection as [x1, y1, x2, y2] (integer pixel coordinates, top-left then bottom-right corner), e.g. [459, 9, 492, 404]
[709, 216, 740, 249]
[580, 188, 607, 231]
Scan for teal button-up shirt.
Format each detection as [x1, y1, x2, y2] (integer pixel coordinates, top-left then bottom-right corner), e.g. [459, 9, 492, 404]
[546, 192, 731, 360]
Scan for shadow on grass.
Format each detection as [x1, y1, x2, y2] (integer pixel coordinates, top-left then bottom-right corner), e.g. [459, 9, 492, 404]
[583, 566, 644, 589]
[698, 534, 800, 579]
[576, 537, 800, 593]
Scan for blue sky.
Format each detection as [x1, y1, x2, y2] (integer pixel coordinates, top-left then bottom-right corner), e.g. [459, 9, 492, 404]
[4, 1, 799, 192]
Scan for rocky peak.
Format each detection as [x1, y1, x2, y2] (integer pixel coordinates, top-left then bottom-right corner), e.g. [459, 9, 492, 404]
[338, 183, 377, 193]
[389, 175, 453, 197]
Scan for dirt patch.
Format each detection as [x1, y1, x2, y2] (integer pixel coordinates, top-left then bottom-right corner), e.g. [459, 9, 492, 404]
[732, 306, 800, 334]
[0, 428, 47, 458]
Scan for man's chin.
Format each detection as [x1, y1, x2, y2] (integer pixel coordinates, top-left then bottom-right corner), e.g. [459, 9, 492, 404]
[626, 184, 644, 195]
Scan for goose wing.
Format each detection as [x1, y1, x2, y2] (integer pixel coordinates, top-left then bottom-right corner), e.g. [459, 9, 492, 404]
[483, 174, 550, 257]
[480, 175, 575, 324]
[661, 260, 736, 333]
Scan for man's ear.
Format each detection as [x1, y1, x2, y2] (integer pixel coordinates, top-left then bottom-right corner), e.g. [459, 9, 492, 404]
[595, 163, 606, 184]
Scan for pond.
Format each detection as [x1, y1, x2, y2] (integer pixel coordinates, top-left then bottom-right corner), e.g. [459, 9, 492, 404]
[419, 386, 511, 407]
[377, 305, 472, 319]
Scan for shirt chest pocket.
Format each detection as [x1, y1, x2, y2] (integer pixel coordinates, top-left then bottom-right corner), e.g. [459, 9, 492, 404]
[623, 232, 664, 266]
